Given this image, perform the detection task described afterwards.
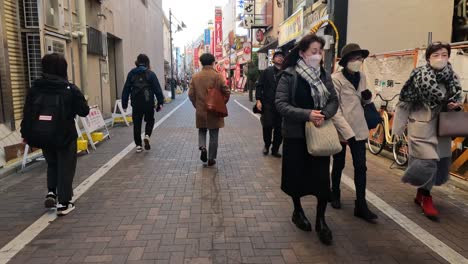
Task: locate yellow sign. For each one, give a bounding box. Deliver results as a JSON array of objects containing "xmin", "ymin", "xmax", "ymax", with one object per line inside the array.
[{"xmin": 278, "ymin": 9, "xmax": 303, "ymax": 46}]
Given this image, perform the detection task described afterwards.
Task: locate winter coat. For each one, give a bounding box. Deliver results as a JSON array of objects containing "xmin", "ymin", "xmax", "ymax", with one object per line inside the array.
[
  {"xmin": 189, "ymin": 66, "xmax": 231, "ymax": 129},
  {"xmin": 20, "ymin": 74, "xmax": 90, "ymax": 145},
  {"xmin": 121, "ymin": 66, "xmax": 165, "ymax": 110},
  {"xmin": 275, "ymin": 66, "xmax": 339, "ymax": 138},
  {"xmin": 393, "ymin": 83, "xmax": 452, "ymax": 160},
  {"xmin": 256, "ymin": 66, "xmax": 282, "ymax": 127},
  {"xmin": 331, "ymin": 71, "xmax": 372, "ymax": 141}
]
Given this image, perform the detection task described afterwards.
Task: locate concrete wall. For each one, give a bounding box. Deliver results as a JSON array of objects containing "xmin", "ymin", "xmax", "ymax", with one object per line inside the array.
[
  {"xmin": 109, "ymin": 0, "xmax": 165, "ymax": 87},
  {"xmin": 347, "ymin": 0, "xmax": 454, "ymax": 54},
  {"xmin": 82, "ymin": 0, "xmax": 165, "ymax": 116},
  {"xmin": 272, "ymin": 0, "xmax": 284, "ymax": 39}
]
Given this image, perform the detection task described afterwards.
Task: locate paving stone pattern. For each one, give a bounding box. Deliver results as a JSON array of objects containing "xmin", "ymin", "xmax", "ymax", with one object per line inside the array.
[{"xmin": 3, "ymin": 94, "xmax": 468, "ymax": 263}]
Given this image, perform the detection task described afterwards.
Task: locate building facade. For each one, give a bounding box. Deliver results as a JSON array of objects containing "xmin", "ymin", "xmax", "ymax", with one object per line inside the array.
[{"xmin": 0, "ymin": 0, "xmax": 164, "ymax": 166}]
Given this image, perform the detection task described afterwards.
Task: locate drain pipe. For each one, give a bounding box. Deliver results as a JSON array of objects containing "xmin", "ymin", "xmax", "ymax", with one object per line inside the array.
[{"xmin": 77, "ymin": 0, "xmax": 88, "ymax": 96}]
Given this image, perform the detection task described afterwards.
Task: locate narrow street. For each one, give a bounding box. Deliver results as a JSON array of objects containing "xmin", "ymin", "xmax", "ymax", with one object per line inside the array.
[{"xmin": 0, "ymin": 94, "xmax": 467, "ymax": 264}]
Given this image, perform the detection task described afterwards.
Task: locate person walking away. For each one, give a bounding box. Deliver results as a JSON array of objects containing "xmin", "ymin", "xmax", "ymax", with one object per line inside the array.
[
  {"xmin": 393, "ymin": 42, "xmax": 463, "ymax": 219},
  {"xmin": 122, "ymin": 54, "xmax": 165, "ymax": 153},
  {"xmin": 330, "ymin": 43, "xmax": 378, "ymax": 222},
  {"xmin": 276, "ymin": 34, "xmax": 339, "ymax": 245},
  {"xmin": 189, "ymin": 53, "xmax": 230, "ymax": 167},
  {"xmin": 256, "ymin": 49, "xmax": 285, "ymax": 157},
  {"xmin": 21, "ymin": 53, "xmax": 89, "ymax": 216}
]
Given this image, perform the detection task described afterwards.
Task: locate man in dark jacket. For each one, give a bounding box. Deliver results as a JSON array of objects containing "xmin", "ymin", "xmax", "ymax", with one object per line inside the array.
[
  {"xmin": 255, "ymin": 50, "xmax": 284, "ymax": 157},
  {"xmin": 122, "ymin": 54, "xmax": 165, "ymax": 153}
]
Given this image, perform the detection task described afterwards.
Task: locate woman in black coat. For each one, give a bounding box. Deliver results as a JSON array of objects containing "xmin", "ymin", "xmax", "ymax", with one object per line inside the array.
[{"xmin": 275, "ymin": 34, "xmax": 339, "ymax": 245}]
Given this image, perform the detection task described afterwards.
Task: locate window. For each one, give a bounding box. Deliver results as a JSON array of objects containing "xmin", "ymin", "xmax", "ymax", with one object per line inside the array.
[{"xmin": 44, "ymin": 0, "xmax": 60, "ymax": 28}]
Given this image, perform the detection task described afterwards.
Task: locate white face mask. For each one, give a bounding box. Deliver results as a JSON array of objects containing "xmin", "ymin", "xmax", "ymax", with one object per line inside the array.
[
  {"xmin": 430, "ymin": 58, "xmax": 448, "ymax": 70},
  {"xmin": 347, "ymin": 60, "xmax": 363, "ymax": 72},
  {"xmin": 303, "ymin": 54, "xmax": 322, "ymax": 69}
]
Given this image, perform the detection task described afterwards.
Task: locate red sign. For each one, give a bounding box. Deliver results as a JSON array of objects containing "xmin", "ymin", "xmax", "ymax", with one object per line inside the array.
[
  {"xmin": 194, "ymin": 48, "xmax": 199, "ymax": 69},
  {"xmin": 211, "ymin": 30, "xmax": 215, "ymax": 54},
  {"xmin": 214, "ymin": 8, "xmax": 223, "ymax": 60}
]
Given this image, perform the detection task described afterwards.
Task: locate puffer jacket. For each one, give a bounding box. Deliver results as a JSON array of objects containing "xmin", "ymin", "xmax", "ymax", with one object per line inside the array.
[{"xmin": 275, "ymin": 66, "xmax": 339, "ymax": 138}]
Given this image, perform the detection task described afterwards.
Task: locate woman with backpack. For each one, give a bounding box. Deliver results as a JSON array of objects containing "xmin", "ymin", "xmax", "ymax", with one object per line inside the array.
[{"xmin": 21, "ymin": 53, "xmax": 89, "ymax": 216}]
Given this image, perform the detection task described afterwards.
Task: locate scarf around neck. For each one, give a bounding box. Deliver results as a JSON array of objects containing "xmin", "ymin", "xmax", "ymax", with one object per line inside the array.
[
  {"xmin": 295, "ymin": 59, "xmax": 330, "ymax": 109},
  {"xmin": 399, "ymin": 63, "xmax": 462, "ymax": 110}
]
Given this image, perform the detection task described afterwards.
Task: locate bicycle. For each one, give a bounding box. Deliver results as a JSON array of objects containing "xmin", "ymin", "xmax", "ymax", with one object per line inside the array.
[{"xmin": 367, "ymin": 93, "xmax": 409, "ymax": 166}]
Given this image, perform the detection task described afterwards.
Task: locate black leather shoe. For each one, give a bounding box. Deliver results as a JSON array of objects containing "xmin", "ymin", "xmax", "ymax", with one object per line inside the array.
[
  {"xmin": 207, "ymin": 159, "xmax": 216, "ymax": 167},
  {"xmin": 292, "ymin": 210, "xmax": 312, "ymax": 232},
  {"xmin": 263, "ymin": 147, "xmax": 269, "ymax": 155},
  {"xmin": 331, "ymin": 191, "xmax": 341, "ymax": 209},
  {"xmin": 271, "ymin": 152, "xmax": 282, "ymax": 158},
  {"xmin": 354, "ymin": 200, "xmax": 378, "ymax": 222},
  {"xmin": 315, "ymin": 217, "xmax": 333, "ymax": 245}
]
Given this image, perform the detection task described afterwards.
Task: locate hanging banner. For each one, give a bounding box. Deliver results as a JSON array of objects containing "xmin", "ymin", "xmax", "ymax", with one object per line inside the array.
[
  {"xmin": 278, "ymin": 9, "xmax": 303, "ymax": 46},
  {"xmin": 214, "ymin": 7, "xmax": 223, "ymax": 60},
  {"xmin": 258, "ymin": 53, "xmax": 268, "ymax": 70},
  {"xmin": 243, "ymin": 0, "xmax": 254, "ymax": 28},
  {"xmin": 211, "ymin": 31, "xmax": 215, "ymax": 54},
  {"xmin": 204, "ymin": 29, "xmax": 211, "ymax": 45},
  {"xmin": 194, "ymin": 48, "xmax": 200, "ymax": 69}
]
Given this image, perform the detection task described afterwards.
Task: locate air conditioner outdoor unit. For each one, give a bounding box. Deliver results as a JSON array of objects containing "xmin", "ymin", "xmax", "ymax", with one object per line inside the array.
[{"xmin": 45, "ymin": 37, "xmax": 66, "ymax": 55}]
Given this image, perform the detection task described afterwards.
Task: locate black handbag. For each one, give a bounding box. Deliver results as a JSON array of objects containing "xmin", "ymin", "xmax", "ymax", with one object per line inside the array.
[{"xmin": 363, "ymin": 102, "xmax": 382, "ymax": 129}]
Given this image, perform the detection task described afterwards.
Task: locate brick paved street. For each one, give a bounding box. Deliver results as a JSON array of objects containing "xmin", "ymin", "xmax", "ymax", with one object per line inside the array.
[{"xmin": 1, "ymin": 94, "xmax": 468, "ymax": 264}]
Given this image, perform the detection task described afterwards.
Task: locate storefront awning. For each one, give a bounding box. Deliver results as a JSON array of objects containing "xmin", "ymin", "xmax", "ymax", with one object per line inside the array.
[{"xmin": 257, "ymin": 40, "xmax": 278, "ymax": 54}]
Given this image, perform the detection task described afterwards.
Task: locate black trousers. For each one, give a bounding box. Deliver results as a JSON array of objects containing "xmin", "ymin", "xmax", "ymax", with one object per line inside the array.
[
  {"xmin": 133, "ymin": 106, "xmax": 155, "ymax": 146},
  {"xmin": 42, "ymin": 140, "xmax": 77, "ymax": 204},
  {"xmin": 331, "ymin": 140, "xmax": 367, "ymax": 201},
  {"xmin": 263, "ymin": 125, "xmax": 282, "ymax": 152}
]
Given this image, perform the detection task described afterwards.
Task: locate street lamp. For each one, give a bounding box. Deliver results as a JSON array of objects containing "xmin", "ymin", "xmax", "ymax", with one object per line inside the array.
[{"xmin": 169, "ymin": 8, "xmax": 186, "ymax": 100}]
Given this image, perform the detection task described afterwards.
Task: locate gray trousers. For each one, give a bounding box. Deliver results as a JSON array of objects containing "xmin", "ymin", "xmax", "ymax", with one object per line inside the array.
[
  {"xmin": 199, "ymin": 128, "xmax": 219, "ymax": 160},
  {"xmin": 42, "ymin": 140, "xmax": 77, "ymax": 204}
]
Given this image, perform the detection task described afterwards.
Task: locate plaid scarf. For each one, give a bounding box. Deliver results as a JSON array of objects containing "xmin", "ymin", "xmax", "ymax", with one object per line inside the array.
[
  {"xmin": 295, "ymin": 59, "xmax": 330, "ymax": 109},
  {"xmin": 399, "ymin": 63, "xmax": 463, "ymax": 110}
]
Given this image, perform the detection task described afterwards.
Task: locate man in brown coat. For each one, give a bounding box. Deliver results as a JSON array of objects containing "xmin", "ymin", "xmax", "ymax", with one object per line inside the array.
[{"xmin": 189, "ymin": 53, "xmax": 230, "ymax": 166}]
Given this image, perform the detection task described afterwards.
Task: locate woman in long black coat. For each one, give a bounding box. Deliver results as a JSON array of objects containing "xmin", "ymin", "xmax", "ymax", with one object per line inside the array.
[{"xmin": 275, "ymin": 34, "xmax": 339, "ymax": 245}]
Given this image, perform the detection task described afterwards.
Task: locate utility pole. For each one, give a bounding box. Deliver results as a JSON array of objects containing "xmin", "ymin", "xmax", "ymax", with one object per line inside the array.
[{"xmin": 169, "ymin": 9, "xmax": 175, "ymax": 100}]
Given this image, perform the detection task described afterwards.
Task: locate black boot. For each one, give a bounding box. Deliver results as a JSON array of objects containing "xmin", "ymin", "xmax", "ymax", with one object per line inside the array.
[
  {"xmin": 292, "ymin": 210, "xmax": 312, "ymax": 232},
  {"xmin": 354, "ymin": 200, "xmax": 378, "ymax": 222},
  {"xmin": 315, "ymin": 216, "xmax": 333, "ymax": 245},
  {"xmin": 331, "ymin": 191, "xmax": 341, "ymax": 209}
]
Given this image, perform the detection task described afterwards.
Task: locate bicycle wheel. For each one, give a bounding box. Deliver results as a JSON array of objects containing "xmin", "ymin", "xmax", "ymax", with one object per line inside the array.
[
  {"xmin": 392, "ymin": 134, "xmax": 409, "ymax": 166},
  {"xmin": 368, "ymin": 123, "xmax": 386, "ymax": 155}
]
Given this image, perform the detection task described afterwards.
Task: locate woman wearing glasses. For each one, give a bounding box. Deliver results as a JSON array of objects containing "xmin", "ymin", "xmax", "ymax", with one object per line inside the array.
[{"xmin": 394, "ymin": 42, "xmax": 463, "ymax": 219}]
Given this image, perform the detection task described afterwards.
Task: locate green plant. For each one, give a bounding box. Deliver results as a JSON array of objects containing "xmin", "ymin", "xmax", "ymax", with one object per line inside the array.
[{"xmin": 247, "ymin": 52, "xmax": 259, "ymax": 84}]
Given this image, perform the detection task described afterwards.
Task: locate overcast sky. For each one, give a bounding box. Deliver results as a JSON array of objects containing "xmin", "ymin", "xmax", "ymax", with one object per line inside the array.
[{"xmin": 162, "ymin": 0, "xmax": 229, "ymax": 49}]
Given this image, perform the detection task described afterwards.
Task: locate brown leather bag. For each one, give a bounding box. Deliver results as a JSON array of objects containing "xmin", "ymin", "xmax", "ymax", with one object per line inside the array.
[
  {"xmin": 206, "ymin": 78, "xmax": 228, "ymax": 117},
  {"xmin": 438, "ymin": 111, "xmax": 468, "ymax": 137}
]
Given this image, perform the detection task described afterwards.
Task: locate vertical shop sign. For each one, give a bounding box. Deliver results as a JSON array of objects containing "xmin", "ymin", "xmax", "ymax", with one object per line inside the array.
[
  {"xmin": 194, "ymin": 48, "xmax": 199, "ymax": 69},
  {"xmin": 214, "ymin": 8, "xmax": 223, "ymax": 60}
]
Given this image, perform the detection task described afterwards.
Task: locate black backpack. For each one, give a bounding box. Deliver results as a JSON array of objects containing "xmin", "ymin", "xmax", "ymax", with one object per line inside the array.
[
  {"xmin": 23, "ymin": 85, "xmax": 72, "ymax": 148},
  {"xmin": 131, "ymin": 71, "xmax": 152, "ymax": 105}
]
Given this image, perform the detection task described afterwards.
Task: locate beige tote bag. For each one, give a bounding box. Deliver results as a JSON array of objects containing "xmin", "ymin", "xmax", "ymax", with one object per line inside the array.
[{"xmin": 305, "ymin": 120, "xmax": 342, "ymax": 156}]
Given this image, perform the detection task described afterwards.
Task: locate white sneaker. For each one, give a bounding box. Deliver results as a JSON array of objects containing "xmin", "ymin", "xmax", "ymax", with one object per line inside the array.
[
  {"xmin": 57, "ymin": 203, "xmax": 75, "ymax": 216},
  {"xmin": 144, "ymin": 135, "xmax": 151, "ymax": 150},
  {"xmin": 136, "ymin": 146, "xmax": 143, "ymax": 153}
]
